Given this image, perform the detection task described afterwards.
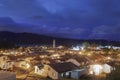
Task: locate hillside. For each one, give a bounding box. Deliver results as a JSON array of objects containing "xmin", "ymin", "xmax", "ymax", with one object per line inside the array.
[{"xmin": 0, "ymin": 31, "xmax": 119, "ymax": 47}]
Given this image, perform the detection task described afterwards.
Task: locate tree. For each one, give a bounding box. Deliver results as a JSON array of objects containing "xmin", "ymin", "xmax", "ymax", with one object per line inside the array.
[
  {"xmin": 107, "ymin": 65, "xmax": 120, "ymax": 80},
  {"xmin": 0, "ymin": 41, "xmax": 16, "ymax": 49},
  {"xmin": 82, "ymin": 42, "xmax": 90, "ymax": 49}
]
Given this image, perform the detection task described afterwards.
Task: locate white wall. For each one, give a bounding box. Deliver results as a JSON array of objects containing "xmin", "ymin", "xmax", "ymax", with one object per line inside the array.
[{"xmin": 45, "ymin": 65, "xmax": 59, "ymax": 80}]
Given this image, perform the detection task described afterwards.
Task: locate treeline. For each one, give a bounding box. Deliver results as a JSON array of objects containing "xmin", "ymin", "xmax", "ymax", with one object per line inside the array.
[
  {"xmin": 0, "ymin": 41, "xmax": 16, "ymax": 49},
  {"xmin": 0, "ymin": 31, "xmax": 119, "ymax": 47}
]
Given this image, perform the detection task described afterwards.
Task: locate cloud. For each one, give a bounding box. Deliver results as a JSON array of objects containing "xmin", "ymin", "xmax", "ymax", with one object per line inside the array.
[
  {"xmin": 0, "ymin": 0, "xmax": 51, "ymax": 22},
  {"xmin": 0, "ymin": 0, "xmax": 120, "ymax": 24},
  {"xmin": 0, "ymin": 0, "xmax": 120, "ymax": 41},
  {"xmin": 89, "ymin": 25, "xmax": 120, "ymax": 40}
]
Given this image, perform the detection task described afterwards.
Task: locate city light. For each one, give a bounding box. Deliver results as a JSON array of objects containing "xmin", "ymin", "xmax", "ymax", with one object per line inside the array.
[
  {"xmin": 51, "ymin": 54, "xmax": 60, "ymax": 59},
  {"xmin": 89, "ymin": 64, "xmax": 112, "ymax": 75},
  {"xmin": 107, "ymin": 57, "xmax": 111, "ymax": 60},
  {"xmin": 93, "ymin": 64, "xmax": 103, "ymax": 75},
  {"xmin": 26, "ymin": 63, "xmax": 30, "ymax": 69},
  {"xmin": 87, "ymin": 53, "xmax": 91, "ymax": 56},
  {"xmin": 72, "ymin": 46, "xmax": 80, "ymax": 51}
]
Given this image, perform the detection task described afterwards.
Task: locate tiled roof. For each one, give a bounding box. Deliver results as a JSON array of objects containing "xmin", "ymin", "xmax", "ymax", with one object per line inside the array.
[{"xmin": 49, "ymin": 62, "xmax": 79, "ymax": 73}]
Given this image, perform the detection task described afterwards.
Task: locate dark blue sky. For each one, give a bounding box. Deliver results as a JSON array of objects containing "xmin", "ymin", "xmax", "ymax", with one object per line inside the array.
[{"xmin": 0, "ymin": 0, "xmax": 120, "ymax": 41}]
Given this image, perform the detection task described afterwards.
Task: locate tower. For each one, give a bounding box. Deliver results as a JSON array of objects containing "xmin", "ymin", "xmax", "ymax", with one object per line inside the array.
[{"xmin": 53, "ymin": 39, "xmax": 56, "ymax": 48}]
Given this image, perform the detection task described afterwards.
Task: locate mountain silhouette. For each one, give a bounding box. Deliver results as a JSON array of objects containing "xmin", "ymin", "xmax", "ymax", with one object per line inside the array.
[{"xmin": 0, "ymin": 31, "xmax": 119, "ymax": 47}]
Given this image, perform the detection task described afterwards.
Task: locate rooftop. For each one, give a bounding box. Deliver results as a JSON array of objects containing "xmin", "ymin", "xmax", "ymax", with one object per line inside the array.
[{"xmin": 49, "ymin": 62, "xmax": 79, "ymax": 73}]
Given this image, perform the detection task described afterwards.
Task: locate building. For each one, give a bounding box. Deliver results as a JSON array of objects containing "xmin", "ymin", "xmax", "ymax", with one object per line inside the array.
[
  {"xmin": 0, "ymin": 55, "xmax": 13, "ymax": 70},
  {"xmin": 66, "ymin": 55, "xmax": 89, "ymax": 67},
  {"xmin": 87, "ymin": 54, "xmax": 105, "ymax": 63},
  {"xmin": 14, "ymin": 60, "xmax": 30, "ymax": 69},
  {"xmin": 34, "ymin": 64, "xmax": 44, "ymax": 75},
  {"xmin": 89, "ymin": 64, "xmax": 113, "ymax": 75},
  {"xmin": 45, "ymin": 62, "xmax": 84, "ymax": 80}
]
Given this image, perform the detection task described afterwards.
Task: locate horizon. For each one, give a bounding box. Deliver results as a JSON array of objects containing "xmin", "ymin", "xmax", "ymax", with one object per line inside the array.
[{"xmin": 0, "ymin": 31, "xmax": 120, "ymax": 42}]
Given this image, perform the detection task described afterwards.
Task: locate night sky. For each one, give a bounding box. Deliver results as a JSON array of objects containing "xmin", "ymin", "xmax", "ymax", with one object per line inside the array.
[{"xmin": 0, "ymin": 0, "xmax": 120, "ymax": 41}]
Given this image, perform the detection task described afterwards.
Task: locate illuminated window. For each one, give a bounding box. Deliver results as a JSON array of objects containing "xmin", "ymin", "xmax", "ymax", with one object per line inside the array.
[
  {"xmin": 52, "ymin": 72, "xmax": 56, "ymax": 77},
  {"xmin": 2, "ymin": 64, "xmax": 5, "ymax": 69}
]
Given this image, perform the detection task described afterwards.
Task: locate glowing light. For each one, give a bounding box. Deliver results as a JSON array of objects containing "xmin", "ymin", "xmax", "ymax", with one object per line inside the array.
[
  {"xmin": 52, "ymin": 54, "xmax": 59, "ymax": 57},
  {"xmin": 89, "ymin": 71, "xmax": 93, "ymax": 74},
  {"xmin": 87, "ymin": 53, "xmax": 91, "ymax": 56},
  {"xmin": 93, "ymin": 64, "xmax": 103, "ymax": 75},
  {"xmin": 81, "ymin": 47, "xmax": 84, "ymax": 50},
  {"xmin": 72, "ymin": 46, "xmax": 80, "ymax": 51},
  {"xmin": 26, "ymin": 63, "xmax": 30, "ymax": 68},
  {"xmin": 79, "ymin": 52, "xmax": 82, "ymax": 55},
  {"xmin": 107, "ymin": 57, "xmax": 111, "ymax": 60},
  {"xmin": 51, "ymin": 54, "xmax": 60, "ymax": 59},
  {"xmin": 89, "ymin": 64, "xmax": 102, "ymax": 75},
  {"xmin": 89, "ymin": 64, "xmax": 112, "ymax": 75}
]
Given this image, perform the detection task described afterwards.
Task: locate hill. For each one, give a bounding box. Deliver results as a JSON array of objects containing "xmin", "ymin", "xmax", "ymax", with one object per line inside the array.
[{"xmin": 0, "ymin": 31, "xmax": 120, "ymax": 47}]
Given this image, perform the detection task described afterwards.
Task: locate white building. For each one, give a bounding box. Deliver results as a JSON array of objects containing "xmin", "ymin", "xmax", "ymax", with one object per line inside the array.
[
  {"xmin": 34, "ymin": 64, "xmax": 44, "ymax": 75},
  {"xmin": 0, "ymin": 56, "xmax": 13, "ymax": 70},
  {"xmin": 45, "ymin": 62, "xmax": 85, "ymax": 80}
]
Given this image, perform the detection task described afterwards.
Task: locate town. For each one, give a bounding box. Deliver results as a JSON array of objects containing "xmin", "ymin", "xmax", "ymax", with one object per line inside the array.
[
  {"xmin": 0, "ymin": 40, "xmax": 120, "ymax": 80},
  {"xmin": 0, "ymin": 0, "xmax": 120, "ymax": 80}
]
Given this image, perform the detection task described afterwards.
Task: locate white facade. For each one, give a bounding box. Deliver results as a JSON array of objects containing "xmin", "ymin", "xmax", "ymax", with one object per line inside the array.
[
  {"xmin": 89, "ymin": 64, "xmax": 112, "ymax": 75},
  {"xmin": 0, "ymin": 56, "xmax": 13, "ymax": 70},
  {"xmin": 34, "ymin": 66, "xmax": 44, "ymax": 75}
]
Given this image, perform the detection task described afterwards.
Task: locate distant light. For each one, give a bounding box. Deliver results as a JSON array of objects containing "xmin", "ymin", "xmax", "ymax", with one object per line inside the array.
[
  {"xmin": 52, "ymin": 54, "xmax": 60, "ymax": 59},
  {"xmin": 79, "ymin": 52, "xmax": 82, "ymax": 55},
  {"xmin": 72, "ymin": 46, "xmax": 80, "ymax": 51},
  {"xmin": 87, "ymin": 53, "xmax": 91, "ymax": 56},
  {"xmin": 107, "ymin": 57, "xmax": 111, "ymax": 60},
  {"xmin": 81, "ymin": 47, "xmax": 84, "ymax": 50},
  {"xmin": 89, "ymin": 71, "xmax": 93, "ymax": 74}
]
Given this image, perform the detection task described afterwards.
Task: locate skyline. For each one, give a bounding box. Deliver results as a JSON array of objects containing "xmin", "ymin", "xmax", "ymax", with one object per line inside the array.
[{"xmin": 0, "ymin": 0, "xmax": 120, "ymax": 41}]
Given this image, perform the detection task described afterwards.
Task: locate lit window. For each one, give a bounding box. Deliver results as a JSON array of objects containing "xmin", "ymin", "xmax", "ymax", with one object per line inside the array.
[
  {"xmin": 52, "ymin": 72, "xmax": 56, "ymax": 76},
  {"xmin": 2, "ymin": 64, "xmax": 5, "ymax": 69}
]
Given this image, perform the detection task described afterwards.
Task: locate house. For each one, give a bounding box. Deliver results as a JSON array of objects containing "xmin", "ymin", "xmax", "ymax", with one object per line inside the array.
[
  {"xmin": 89, "ymin": 63, "xmax": 113, "ymax": 75},
  {"xmin": 34, "ymin": 64, "xmax": 44, "ymax": 75},
  {"xmin": 87, "ymin": 54, "xmax": 105, "ymax": 63},
  {"xmin": 66, "ymin": 55, "xmax": 89, "ymax": 67},
  {"xmin": 45, "ymin": 62, "xmax": 85, "ymax": 80},
  {"xmin": 0, "ymin": 55, "xmax": 13, "ymax": 70},
  {"xmin": 14, "ymin": 60, "xmax": 30, "ymax": 69}
]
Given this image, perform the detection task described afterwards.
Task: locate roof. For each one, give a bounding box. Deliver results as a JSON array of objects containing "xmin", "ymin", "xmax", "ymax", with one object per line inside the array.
[
  {"xmin": 8, "ymin": 55, "xmax": 17, "ymax": 60},
  {"xmin": 72, "ymin": 55, "xmax": 88, "ymax": 63},
  {"xmin": 0, "ymin": 55, "xmax": 6, "ymax": 57},
  {"xmin": 88, "ymin": 54, "xmax": 105, "ymax": 60},
  {"xmin": 36, "ymin": 64, "xmax": 44, "ymax": 69},
  {"xmin": 49, "ymin": 62, "xmax": 79, "ymax": 73},
  {"xmin": 0, "ymin": 71, "xmax": 15, "ymax": 79},
  {"xmin": 106, "ymin": 61, "xmax": 115, "ymax": 66}
]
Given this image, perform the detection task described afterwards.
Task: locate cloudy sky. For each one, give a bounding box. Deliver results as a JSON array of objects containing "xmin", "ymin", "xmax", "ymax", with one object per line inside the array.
[{"xmin": 0, "ymin": 0, "xmax": 120, "ymax": 41}]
